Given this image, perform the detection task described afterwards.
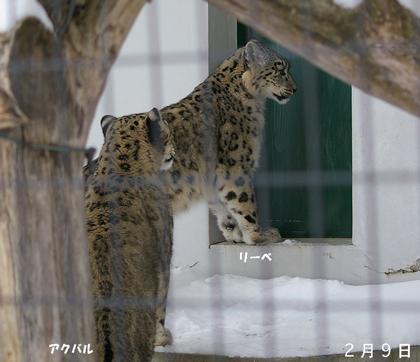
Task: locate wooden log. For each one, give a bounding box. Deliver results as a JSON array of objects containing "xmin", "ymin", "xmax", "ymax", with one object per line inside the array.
[{"xmin": 0, "ymin": 1, "xmax": 148, "ymax": 361}]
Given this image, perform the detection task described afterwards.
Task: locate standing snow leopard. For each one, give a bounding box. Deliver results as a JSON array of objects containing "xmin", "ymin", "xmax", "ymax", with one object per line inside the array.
[
  {"xmin": 85, "ymin": 108, "xmax": 175, "ymax": 362},
  {"xmin": 162, "ymin": 39, "xmax": 297, "ymax": 244}
]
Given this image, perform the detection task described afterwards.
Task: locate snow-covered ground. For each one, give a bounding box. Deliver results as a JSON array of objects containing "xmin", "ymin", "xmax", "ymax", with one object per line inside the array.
[{"xmin": 156, "ymin": 266, "xmax": 420, "ymax": 358}]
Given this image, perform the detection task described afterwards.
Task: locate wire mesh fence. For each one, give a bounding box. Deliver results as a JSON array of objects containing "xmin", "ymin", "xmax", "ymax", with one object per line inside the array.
[{"xmin": 1, "ymin": 0, "xmax": 420, "ymax": 361}]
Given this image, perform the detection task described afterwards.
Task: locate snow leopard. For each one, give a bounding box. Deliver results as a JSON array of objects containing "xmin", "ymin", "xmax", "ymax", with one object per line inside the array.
[
  {"xmin": 85, "ymin": 108, "xmax": 174, "ymax": 362},
  {"xmin": 162, "ymin": 39, "xmax": 297, "ymax": 244},
  {"xmin": 88, "ymin": 39, "xmax": 296, "ymax": 245}
]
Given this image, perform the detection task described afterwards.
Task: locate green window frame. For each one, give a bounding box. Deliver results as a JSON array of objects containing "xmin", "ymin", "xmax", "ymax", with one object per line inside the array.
[{"xmin": 238, "ymin": 25, "xmax": 352, "ymax": 239}]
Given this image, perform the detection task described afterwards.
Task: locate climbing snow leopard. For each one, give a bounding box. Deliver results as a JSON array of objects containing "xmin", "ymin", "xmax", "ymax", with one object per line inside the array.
[
  {"xmin": 162, "ymin": 39, "xmax": 297, "ymax": 244},
  {"xmin": 85, "ymin": 108, "xmax": 175, "ymax": 362}
]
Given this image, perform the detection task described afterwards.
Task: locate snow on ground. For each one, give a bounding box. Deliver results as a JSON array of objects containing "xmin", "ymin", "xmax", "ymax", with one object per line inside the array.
[{"xmin": 156, "ymin": 266, "xmax": 420, "ymax": 358}]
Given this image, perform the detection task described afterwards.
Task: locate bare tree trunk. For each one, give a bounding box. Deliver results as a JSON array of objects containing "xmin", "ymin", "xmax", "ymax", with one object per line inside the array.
[
  {"xmin": 207, "ymin": 0, "xmax": 420, "ymax": 117},
  {"xmin": 0, "ymin": 1, "xmax": 148, "ymax": 361}
]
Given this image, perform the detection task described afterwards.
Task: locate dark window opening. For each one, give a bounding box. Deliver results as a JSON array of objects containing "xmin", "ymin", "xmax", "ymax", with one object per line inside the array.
[{"xmin": 238, "ymin": 24, "xmax": 352, "ymax": 239}]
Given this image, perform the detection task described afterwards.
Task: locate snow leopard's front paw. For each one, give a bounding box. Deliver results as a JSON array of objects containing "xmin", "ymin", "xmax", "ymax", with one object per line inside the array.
[
  {"xmin": 255, "ymin": 227, "xmax": 281, "ymax": 244},
  {"xmin": 220, "ymin": 216, "xmax": 243, "ymax": 243},
  {"xmin": 241, "ymin": 226, "xmax": 281, "ymax": 245},
  {"xmin": 155, "ymin": 324, "xmax": 173, "ymax": 347}
]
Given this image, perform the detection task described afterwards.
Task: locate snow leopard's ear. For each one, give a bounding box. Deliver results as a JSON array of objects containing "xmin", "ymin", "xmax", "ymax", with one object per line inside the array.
[
  {"xmin": 101, "ymin": 115, "xmax": 117, "ymax": 137},
  {"xmin": 146, "ymin": 108, "xmax": 163, "ymax": 148},
  {"xmin": 244, "ymin": 39, "xmax": 268, "ymax": 68}
]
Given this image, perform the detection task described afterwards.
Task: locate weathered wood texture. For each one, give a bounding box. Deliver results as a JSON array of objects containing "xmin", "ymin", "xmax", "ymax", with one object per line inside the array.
[
  {"xmin": 0, "ymin": 1, "xmax": 148, "ymax": 361},
  {"xmin": 207, "ymin": 0, "xmax": 420, "ymax": 117}
]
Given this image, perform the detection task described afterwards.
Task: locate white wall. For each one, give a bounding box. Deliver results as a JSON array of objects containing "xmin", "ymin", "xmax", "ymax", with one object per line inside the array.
[
  {"xmin": 0, "ymin": 0, "xmax": 52, "ymax": 31},
  {"xmin": 352, "ymin": 90, "xmax": 420, "ymax": 277},
  {"xmin": 334, "ymin": 0, "xmax": 420, "ymax": 282},
  {"xmin": 89, "ymin": 0, "xmax": 208, "ymax": 146}
]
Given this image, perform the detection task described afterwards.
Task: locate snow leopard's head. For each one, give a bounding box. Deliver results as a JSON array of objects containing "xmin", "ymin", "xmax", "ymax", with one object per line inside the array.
[
  {"xmin": 242, "ymin": 39, "xmax": 297, "ymax": 104},
  {"xmin": 98, "ymin": 108, "xmax": 174, "ymax": 175}
]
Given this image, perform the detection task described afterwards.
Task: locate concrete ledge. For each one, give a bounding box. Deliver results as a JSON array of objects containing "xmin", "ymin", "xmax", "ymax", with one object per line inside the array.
[
  {"xmin": 152, "ymin": 345, "xmax": 420, "ymax": 361},
  {"xmin": 207, "ymin": 238, "xmax": 364, "ymax": 283},
  {"xmin": 210, "ymin": 239, "xmax": 353, "ymax": 247},
  {"xmin": 207, "ymin": 239, "xmax": 420, "ymax": 285}
]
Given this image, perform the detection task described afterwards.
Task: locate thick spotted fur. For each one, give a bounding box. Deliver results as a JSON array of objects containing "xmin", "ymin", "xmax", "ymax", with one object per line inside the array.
[
  {"xmin": 88, "ymin": 39, "xmax": 297, "ymax": 245},
  {"xmin": 85, "ymin": 108, "xmax": 174, "ymax": 362},
  {"xmin": 162, "ymin": 39, "xmax": 297, "ymax": 244}
]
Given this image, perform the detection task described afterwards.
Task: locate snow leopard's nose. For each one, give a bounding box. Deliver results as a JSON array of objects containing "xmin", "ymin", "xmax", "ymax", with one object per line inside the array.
[{"xmin": 291, "ymin": 81, "xmax": 298, "ymax": 94}]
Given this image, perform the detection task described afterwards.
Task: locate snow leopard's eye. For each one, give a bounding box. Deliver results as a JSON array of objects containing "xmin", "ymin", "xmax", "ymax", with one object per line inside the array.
[{"xmin": 274, "ymin": 61, "xmax": 286, "ymax": 71}]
